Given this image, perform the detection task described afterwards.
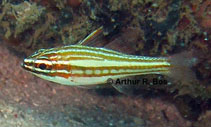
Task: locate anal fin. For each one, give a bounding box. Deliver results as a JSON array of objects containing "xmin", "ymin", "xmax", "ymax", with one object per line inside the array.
[{"xmin": 110, "ymin": 76, "xmax": 145, "ymax": 95}]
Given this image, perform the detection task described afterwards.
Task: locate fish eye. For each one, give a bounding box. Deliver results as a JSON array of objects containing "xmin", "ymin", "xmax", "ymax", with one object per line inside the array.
[
  {"xmin": 38, "ymin": 63, "xmax": 47, "ymax": 70},
  {"xmin": 35, "ymin": 60, "xmax": 52, "ymax": 71}
]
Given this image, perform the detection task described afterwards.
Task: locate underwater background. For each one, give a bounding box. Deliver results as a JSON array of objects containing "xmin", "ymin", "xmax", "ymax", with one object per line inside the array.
[{"xmin": 0, "ymin": 0, "xmax": 210, "ymax": 127}]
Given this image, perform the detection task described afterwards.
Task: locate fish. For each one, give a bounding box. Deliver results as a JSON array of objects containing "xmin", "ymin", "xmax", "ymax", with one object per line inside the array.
[{"xmin": 21, "ymin": 27, "xmax": 197, "ymax": 90}]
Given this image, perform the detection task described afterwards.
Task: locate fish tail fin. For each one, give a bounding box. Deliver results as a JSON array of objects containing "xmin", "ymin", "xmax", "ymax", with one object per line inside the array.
[{"xmin": 168, "ymin": 50, "xmax": 199, "ymax": 84}]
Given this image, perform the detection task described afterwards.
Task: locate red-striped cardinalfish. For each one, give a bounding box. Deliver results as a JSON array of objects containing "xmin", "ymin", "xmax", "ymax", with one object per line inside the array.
[{"xmin": 21, "ymin": 26, "xmax": 198, "ymax": 92}]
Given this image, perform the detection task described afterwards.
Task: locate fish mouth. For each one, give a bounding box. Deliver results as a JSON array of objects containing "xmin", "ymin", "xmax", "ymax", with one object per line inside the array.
[
  {"xmin": 21, "ymin": 62, "xmax": 28, "ymax": 71},
  {"xmin": 21, "ymin": 59, "xmax": 34, "ymax": 72},
  {"xmin": 20, "ymin": 62, "xmax": 25, "ymax": 69}
]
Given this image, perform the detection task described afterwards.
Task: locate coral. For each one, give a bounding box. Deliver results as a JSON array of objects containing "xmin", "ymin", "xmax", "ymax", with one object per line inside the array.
[
  {"xmin": 53, "ymin": 0, "xmax": 65, "ymax": 9},
  {"xmin": 11, "ymin": 1, "xmax": 45, "ymax": 37},
  {"xmin": 0, "ymin": 1, "xmax": 45, "ymax": 39},
  {"xmin": 0, "ymin": 2, "xmax": 14, "ymax": 39},
  {"xmin": 194, "ymin": 111, "xmax": 211, "ymax": 127},
  {"xmin": 196, "ymin": 0, "xmax": 211, "ymax": 29},
  {"xmin": 68, "ymin": 0, "xmax": 82, "ymax": 8}
]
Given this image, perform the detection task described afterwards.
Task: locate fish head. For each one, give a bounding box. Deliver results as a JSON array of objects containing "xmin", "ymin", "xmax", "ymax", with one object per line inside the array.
[
  {"xmin": 21, "ymin": 48, "xmax": 53, "ymax": 74},
  {"xmin": 21, "ymin": 48, "xmax": 76, "ymax": 85}
]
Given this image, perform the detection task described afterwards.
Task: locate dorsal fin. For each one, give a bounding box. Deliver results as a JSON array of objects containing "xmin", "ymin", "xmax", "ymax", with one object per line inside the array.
[
  {"xmin": 77, "ymin": 26, "xmax": 142, "ymax": 55},
  {"xmin": 104, "ymin": 27, "xmax": 142, "ymax": 54},
  {"xmin": 77, "ymin": 26, "xmax": 107, "ymax": 46}
]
